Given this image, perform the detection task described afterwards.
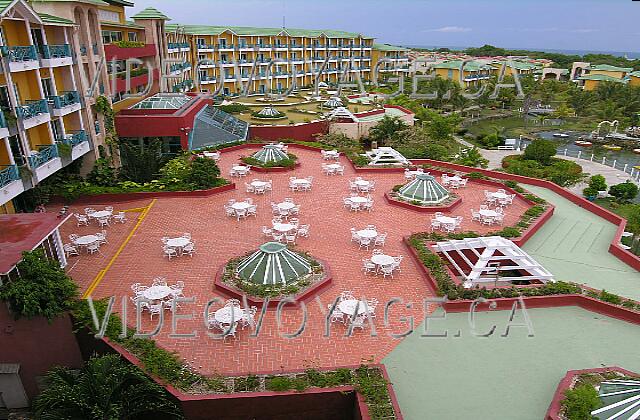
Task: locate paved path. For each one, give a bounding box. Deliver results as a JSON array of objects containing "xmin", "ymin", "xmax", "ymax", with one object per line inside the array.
[
  {"xmin": 384, "ymin": 306, "xmax": 640, "ymax": 420},
  {"xmin": 522, "ymin": 185, "xmax": 640, "ymax": 301}
]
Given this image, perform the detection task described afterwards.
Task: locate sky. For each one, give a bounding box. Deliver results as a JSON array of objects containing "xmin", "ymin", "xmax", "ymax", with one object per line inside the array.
[{"xmin": 129, "ymin": 0, "xmax": 640, "ymax": 53}]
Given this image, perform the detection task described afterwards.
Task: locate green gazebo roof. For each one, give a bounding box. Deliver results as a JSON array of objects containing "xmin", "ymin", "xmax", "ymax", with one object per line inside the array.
[
  {"xmin": 236, "ymin": 242, "xmax": 311, "ymax": 285},
  {"xmin": 399, "ymin": 173, "xmax": 449, "ymax": 204},
  {"xmin": 251, "ymin": 144, "xmax": 289, "ymax": 164}
]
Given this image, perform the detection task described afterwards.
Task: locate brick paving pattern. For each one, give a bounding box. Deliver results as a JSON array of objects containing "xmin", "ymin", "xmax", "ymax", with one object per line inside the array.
[{"xmin": 62, "ymin": 146, "xmax": 531, "ymax": 376}]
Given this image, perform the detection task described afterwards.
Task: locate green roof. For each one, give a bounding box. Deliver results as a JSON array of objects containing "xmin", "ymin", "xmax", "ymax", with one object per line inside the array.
[
  {"xmin": 373, "ymin": 43, "xmax": 410, "ymax": 52},
  {"xmin": 165, "ymin": 23, "xmax": 372, "ymax": 39},
  {"xmin": 131, "ymin": 7, "xmax": 169, "ymax": 20},
  {"xmin": 236, "ymin": 242, "xmax": 312, "ymax": 285},
  {"xmin": 492, "ymin": 60, "xmax": 540, "ymax": 70},
  {"xmin": 100, "ymin": 20, "xmax": 144, "ymax": 29},
  {"xmin": 30, "ymin": 0, "xmax": 109, "ymax": 6},
  {"xmin": 398, "ymin": 174, "xmax": 450, "ymax": 204},
  {"xmin": 104, "ymin": 0, "xmax": 133, "ymax": 6},
  {"xmin": 588, "ymin": 64, "xmax": 633, "ymax": 73},
  {"xmin": 629, "ymin": 71, "xmax": 640, "ymax": 78},
  {"xmin": 0, "ymin": 0, "xmax": 12, "ymax": 14},
  {"xmin": 433, "ymin": 60, "xmax": 492, "ymax": 71},
  {"xmin": 251, "ymin": 144, "xmax": 288, "ymax": 163},
  {"xmin": 579, "ymin": 74, "xmax": 627, "ymax": 83},
  {"xmin": 38, "ymin": 12, "xmax": 74, "ymax": 25}
]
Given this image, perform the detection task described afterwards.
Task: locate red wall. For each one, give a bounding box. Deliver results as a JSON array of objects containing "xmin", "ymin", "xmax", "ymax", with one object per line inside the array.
[
  {"xmin": 104, "ymin": 43, "xmax": 157, "ymax": 61},
  {"xmin": 0, "ymin": 306, "xmax": 83, "ymax": 401},
  {"xmin": 249, "ymin": 120, "xmax": 329, "ymax": 142}
]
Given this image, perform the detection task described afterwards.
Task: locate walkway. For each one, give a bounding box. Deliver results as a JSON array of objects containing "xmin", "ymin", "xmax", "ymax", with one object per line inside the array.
[
  {"xmin": 522, "ymin": 185, "xmax": 640, "ymax": 301},
  {"xmin": 384, "ymin": 306, "xmax": 640, "ymax": 420}
]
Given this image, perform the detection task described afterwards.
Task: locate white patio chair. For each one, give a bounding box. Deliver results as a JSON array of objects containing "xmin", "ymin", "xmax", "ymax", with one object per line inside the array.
[
  {"xmin": 393, "ymin": 256, "xmax": 404, "ymax": 272},
  {"xmin": 481, "ymin": 216, "xmax": 495, "ymax": 226},
  {"xmin": 63, "ymin": 243, "xmax": 79, "ymax": 257},
  {"xmin": 170, "ymin": 281, "xmax": 185, "ymax": 298},
  {"xmin": 289, "ymin": 206, "xmax": 300, "ymax": 216},
  {"xmin": 97, "ymin": 217, "xmax": 110, "ymax": 228},
  {"xmin": 74, "ymin": 213, "xmax": 89, "ymax": 226},
  {"xmin": 442, "ymin": 223, "xmax": 455, "ymax": 233},
  {"xmin": 285, "ymin": 233, "xmax": 297, "ymax": 244},
  {"xmin": 247, "ymin": 205, "xmax": 257, "ymax": 218},
  {"xmin": 86, "ymin": 242, "xmax": 100, "ymax": 255},
  {"xmin": 113, "ymin": 211, "xmax": 126, "ymax": 223},
  {"xmin": 245, "ymin": 182, "xmax": 254, "ymax": 193},
  {"xmin": 182, "ymin": 242, "xmax": 195, "ymax": 257},
  {"xmin": 84, "ymin": 208, "xmax": 96, "ymax": 215},
  {"xmin": 262, "ymin": 226, "xmax": 273, "ymax": 237},
  {"xmin": 430, "ymin": 220, "xmax": 441, "ymax": 232},
  {"xmin": 380, "ymin": 265, "xmax": 394, "ymax": 279},
  {"xmin": 364, "ymin": 201, "xmax": 374, "ymax": 213},
  {"xmin": 254, "ymin": 185, "xmax": 266, "ymax": 194},
  {"xmin": 272, "ymin": 232, "xmax": 284, "ymax": 243},
  {"xmin": 152, "ymin": 277, "xmax": 167, "ymax": 286},
  {"xmin": 105, "ymin": 206, "xmax": 114, "ymax": 212},
  {"xmin": 225, "ymin": 299, "xmax": 241, "ymax": 308},
  {"xmin": 366, "ymin": 224, "xmax": 376, "ymax": 230},
  {"xmin": 374, "ymin": 233, "xmax": 387, "ymax": 247},
  {"xmin": 235, "ymin": 208, "xmax": 248, "ymax": 221},
  {"xmin": 349, "ymin": 181, "xmax": 358, "ymax": 191},
  {"xmin": 480, "ymin": 204, "xmax": 489, "ymax": 211},
  {"xmin": 359, "ymin": 237, "xmax": 372, "ymax": 250},
  {"xmin": 366, "ymin": 298, "xmax": 379, "ymax": 317},
  {"xmin": 350, "ymin": 228, "xmax": 359, "ymax": 242},
  {"xmin": 343, "ymin": 197, "xmax": 353, "ymax": 209},
  {"xmin": 349, "ymin": 201, "xmax": 361, "ymax": 212},
  {"xmin": 297, "ymin": 224, "xmax": 310, "ymax": 238},
  {"xmin": 336, "ymin": 166, "xmax": 344, "ymax": 175},
  {"xmin": 494, "ymin": 213, "xmax": 505, "ymax": 225},
  {"xmin": 245, "ymin": 198, "xmax": 253, "ymax": 205},
  {"xmin": 69, "ymin": 234, "xmax": 79, "ymax": 242},
  {"xmin": 459, "ymin": 178, "xmax": 468, "ymax": 188},
  {"xmin": 149, "ymin": 303, "xmax": 164, "ymax": 320},
  {"xmin": 350, "ymin": 314, "xmax": 367, "ymax": 330},
  {"xmin": 471, "ymin": 209, "xmax": 481, "ymax": 222},
  {"xmin": 362, "ymin": 258, "xmax": 376, "ymax": 274},
  {"xmin": 340, "ymin": 291, "xmax": 355, "ymax": 301},
  {"xmin": 163, "ymin": 246, "xmax": 178, "ymax": 259},
  {"xmin": 241, "ymin": 306, "xmax": 257, "ymax": 329},
  {"xmin": 96, "ymin": 230, "xmax": 108, "ymax": 244},
  {"xmin": 372, "ymin": 249, "xmax": 383, "ymax": 255},
  {"xmin": 224, "ymin": 206, "xmax": 235, "ymax": 217},
  {"xmin": 327, "ymin": 304, "xmax": 345, "ymax": 323}
]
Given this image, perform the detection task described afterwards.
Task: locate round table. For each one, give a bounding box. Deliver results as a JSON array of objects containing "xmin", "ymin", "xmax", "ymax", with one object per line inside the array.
[
  {"xmin": 339, "ymin": 299, "xmax": 368, "ymax": 316},
  {"xmin": 273, "ymin": 223, "xmax": 296, "ymax": 233},
  {"xmin": 166, "ymin": 237, "xmax": 190, "ymax": 248},
  {"xmin": 406, "ymin": 170, "xmax": 423, "ymax": 177},
  {"xmin": 324, "ymin": 150, "xmax": 339, "ymax": 156},
  {"xmin": 446, "ymin": 175, "xmax": 462, "ymax": 182},
  {"xmin": 251, "ymin": 181, "xmax": 267, "ymax": 188},
  {"xmin": 435, "ymin": 216, "xmax": 457, "ymax": 225},
  {"xmin": 326, "ymin": 164, "xmax": 342, "ymax": 170},
  {"xmin": 292, "ymin": 179, "xmax": 310, "ymax": 185},
  {"xmin": 141, "ymin": 285, "xmax": 173, "ymax": 300},
  {"xmin": 356, "ymin": 229, "xmax": 377, "ymax": 239},
  {"xmin": 75, "ymin": 235, "xmax": 99, "ymax": 245},
  {"xmin": 231, "ymin": 202, "xmax": 252, "ymax": 210},
  {"xmin": 355, "ymin": 180, "xmax": 370, "ymax": 187},
  {"xmin": 90, "ymin": 210, "xmax": 112, "ymax": 219},
  {"xmin": 479, "ymin": 209, "xmax": 499, "ymax": 218},
  {"xmin": 371, "ymin": 254, "xmax": 395, "ymax": 266},
  {"xmin": 233, "ymin": 165, "xmax": 249, "ymax": 171},
  {"xmin": 349, "ymin": 196, "xmax": 368, "ymax": 204},
  {"xmin": 491, "ymin": 192, "xmax": 509, "ymax": 200},
  {"xmin": 214, "ymin": 306, "xmax": 244, "ymax": 324},
  {"xmin": 277, "ymin": 202, "xmax": 295, "ymax": 211}
]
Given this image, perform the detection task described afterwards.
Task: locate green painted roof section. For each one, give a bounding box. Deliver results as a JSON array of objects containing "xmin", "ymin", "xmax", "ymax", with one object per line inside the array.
[
  {"xmin": 589, "ymin": 64, "xmax": 633, "ymax": 73},
  {"xmin": 373, "ymin": 43, "xmax": 410, "ymax": 52},
  {"xmin": 0, "ymin": 0, "xmax": 13, "ymax": 14},
  {"xmin": 31, "ymin": 0, "xmax": 109, "ymax": 5},
  {"xmin": 236, "ymin": 242, "xmax": 312, "ymax": 285},
  {"xmin": 131, "ymin": 7, "xmax": 169, "ymax": 20},
  {"xmin": 100, "ymin": 19, "xmax": 144, "ymax": 29},
  {"xmin": 38, "ymin": 12, "xmax": 74, "ymax": 25},
  {"xmin": 433, "ymin": 60, "xmax": 492, "ymax": 71},
  {"xmin": 104, "ymin": 0, "xmax": 133, "ymax": 6},
  {"xmin": 579, "ymin": 73, "xmax": 627, "ymax": 83},
  {"xmin": 165, "ymin": 23, "xmax": 372, "ymax": 38},
  {"xmin": 399, "ymin": 174, "xmax": 449, "ymax": 204},
  {"xmin": 492, "ymin": 60, "xmax": 540, "ymax": 70},
  {"xmin": 252, "ymin": 144, "xmax": 288, "ymax": 163}
]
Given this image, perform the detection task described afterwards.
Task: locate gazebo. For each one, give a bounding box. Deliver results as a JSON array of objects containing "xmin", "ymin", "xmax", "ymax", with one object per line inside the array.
[
  {"xmin": 322, "ymin": 97, "xmax": 343, "ymax": 109},
  {"xmin": 255, "ymin": 105, "xmax": 283, "ymax": 118},
  {"xmin": 251, "ymin": 144, "xmax": 289, "ymax": 164},
  {"xmin": 236, "ymin": 242, "xmax": 312, "ymax": 285},
  {"xmin": 399, "ymin": 173, "xmax": 449, "ymax": 204},
  {"xmin": 592, "ymin": 379, "xmax": 640, "ymax": 419}
]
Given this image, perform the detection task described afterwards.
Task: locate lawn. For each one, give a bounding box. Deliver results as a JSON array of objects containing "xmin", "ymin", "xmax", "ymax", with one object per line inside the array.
[{"xmin": 595, "ymin": 198, "xmax": 640, "ymax": 255}]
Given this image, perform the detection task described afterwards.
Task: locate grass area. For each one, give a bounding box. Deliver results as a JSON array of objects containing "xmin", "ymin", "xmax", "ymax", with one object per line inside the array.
[
  {"xmin": 232, "ymin": 100, "xmax": 377, "ymax": 125},
  {"xmin": 465, "ymin": 115, "xmax": 596, "ymax": 141},
  {"xmin": 594, "ymin": 198, "xmax": 639, "ymax": 255}
]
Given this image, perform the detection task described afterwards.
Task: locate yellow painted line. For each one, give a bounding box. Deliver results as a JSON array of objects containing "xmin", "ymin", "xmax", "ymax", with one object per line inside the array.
[
  {"xmin": 122, "ymin": 207, "xmax": 148, "ymax": 213},
  {"xmin": 82, "ymin": 199, "xmax": 157, "ymax": 299}
]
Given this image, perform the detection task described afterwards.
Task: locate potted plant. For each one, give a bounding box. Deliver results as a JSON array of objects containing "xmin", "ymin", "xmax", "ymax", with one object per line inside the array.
[{"xmin": 582, "ymin": 187, "xmax": 598, "ymax": 201}]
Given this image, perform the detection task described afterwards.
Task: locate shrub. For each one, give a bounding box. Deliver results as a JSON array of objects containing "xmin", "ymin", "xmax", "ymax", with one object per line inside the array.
[
  {"xmin": 0, "ymin": 250, "xmax": 78, "ymax": 321},
  {"xmin": 523, "ymin": 138, "xmax": 557, "ymax": 165},
  {"xmin": 87, "ymin": 157, "xmax": 117, "ymax": 186},
  {"xmin": 582, "ymin": 187, "xmax": 598, "ymax": 198},
  {"xmin": 609, "ymin": 181, "xmax": 639, "ymax": 203},
  {"xmin": 218, "ymin": 104, "xmax": 250, "ymax": 114},
  {"xmin": 599, "ymin": 290, "xmax": 622, "ymax": 305},
  {"xmin": 187, "ymin": 156, "xmax": 222, "ymax": 189},
  {"xmin": 588, "ymin": 175, "xmax": 607, "ymax": 192},
  {"xmin": 112, "ymin": 40, "xmax": 145, "ymax": 48},
  {"xmin": 561, "ymin": 384, "xmax": 601, "ymax": 420},
  {"xmin": 502, "ymin": 155, "xmax": 584, "ymax": 187}
]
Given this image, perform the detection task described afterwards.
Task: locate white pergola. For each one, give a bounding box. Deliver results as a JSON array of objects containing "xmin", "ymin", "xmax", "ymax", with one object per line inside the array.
[
  {"xmin": 328, "ymin": 106, "xmax": 357, "ymax": 121},
  {"xmin": 365, "ymin": 147, "xmax": 410, "ymax": 166},
  {"xmin": 432, "ymin": 236, "xmax": 554, "ymax": 288}
]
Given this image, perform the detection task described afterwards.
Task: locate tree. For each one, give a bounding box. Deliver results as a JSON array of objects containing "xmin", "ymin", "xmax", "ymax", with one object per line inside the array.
[
  {"xmin": 34, "ymin": 354, "xmax": 183, "ymax": 420},
  {"xmin": 187, "ymin": 156, "xmax": 221, "ymax": 189},
  {"xmin": 119, "ymin": 139, "xmax": 165, "ymax": 183},
  {"xmin": 423, "ymin": 111, "xmax": 461, "ymax": 141},
  {"xmin": 454, "ymin": 147, "xmax": 489, "ymax": 168},
  {"xmin": 367, "ymin": 115, "xmax": 408, "ymax": 146},
  {"xmin": 523, "ymin": 139, "xmax": 557, "ymax": 165},
  {"xmin": 609, "ymin": 181, "xmax": 639, "ymax": 203},
  {"xmin": 588, "ymin": 175, "xmax": 607, "ymax": 192},
  {"xmin": 0, "ymin": 249, "xmax": 78, "ymax": 321}
]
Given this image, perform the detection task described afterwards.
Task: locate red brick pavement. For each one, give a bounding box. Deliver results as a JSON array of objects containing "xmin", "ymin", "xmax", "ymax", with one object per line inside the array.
[{"xmin": 62, "ymin": 146, "xmax": 531, "ymax": 376}]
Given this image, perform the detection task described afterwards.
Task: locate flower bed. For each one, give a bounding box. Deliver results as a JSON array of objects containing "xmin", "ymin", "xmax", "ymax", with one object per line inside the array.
[
  {"xmin": 385, "ymin": 189, "xmax": 463, "ymax": 213},
  {"xmin": 240, "ymin": 153, "xmax": 298, "ymax": 171}
]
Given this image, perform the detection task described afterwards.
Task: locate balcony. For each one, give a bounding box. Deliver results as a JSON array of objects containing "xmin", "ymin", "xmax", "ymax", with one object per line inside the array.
[
  {"xmin": 104, "ymin": 43, "xmax": 157, "ymax": 61},
  {"xmin": 57, "ymin": 130, "xmax": 90, "ymax": 161},
  {"xmin": 0, "ymin": 111, "xmax": 9, "ymax": 138},
  {"xmin": 170, "ymin": 62, "xmax": 191, "ymax": 74},
  {"xmin": 199, "ymin": 75, "xmax": 217, "ymax": 84},
  {"xmin": 28, "ymin": 144, "xmax": 62, "ymax": 182},
  {"xmin": 257, "ymin": 44, "xmax": 272, "ymax": 49},
  {"xmin": 238, "ymin": 44, "xmax": 253, "ymax": 50},
  {"xmin": 198, "ymin": 60, "xmax": 216, "ymax": 68},
  {"xmin": 217, "ymin": 44, "xmax": 233, "ymax": 51},
  {"xmin": 197, "ymin": 44, "xmax": 215, "ymax": 52},
  {"xmin": 8, "ymin": 46, "xmax": 39, "ymax": 71},
  {"xmin": 274, "ymin": 44, "xmax": 288, "ymax": 49},
  {"xmin": 16, "ymin": 99, "xmax": 50, "ymax": 129},
  {"xmin": 40, "ymin": 44, "xmax": 73, "ymax": 67},
  {"xmin": 0, "ymin": 165, "xmax": 23, "ymax": 206},
  {"xmin": 49, "ymin": 91, "xmax": 81, "ymax": 117}
]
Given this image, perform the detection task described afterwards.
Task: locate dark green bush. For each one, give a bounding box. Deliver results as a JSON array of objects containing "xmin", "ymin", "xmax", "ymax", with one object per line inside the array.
[{"xmin": 561, "ymin": 384, "xmax": 601, "ymax": 420}]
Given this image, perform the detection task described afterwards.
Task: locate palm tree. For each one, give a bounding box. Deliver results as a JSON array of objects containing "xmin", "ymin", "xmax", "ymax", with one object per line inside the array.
[
  {"xmin": 367, "ymin": 115, "xmax": 408, "ymax": 146},
  {"xmin": 34, "ymin": 354, "xmax": 183, "ymax": 420}
]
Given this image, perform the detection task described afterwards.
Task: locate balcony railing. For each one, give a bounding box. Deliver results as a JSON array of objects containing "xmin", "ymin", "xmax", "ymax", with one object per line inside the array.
[
  {"xmin": 28, "ymin": 144, "xmax": 58, "ymax": 168},
  {"xmin": 49, "ymin": 91, "xmax": 80, "ymax": 109},
  {"xmin": 80, "ymin": 44, "xmax": 87, "ymax": 56},
  {"xmin": 0, "ymin": 165, "xmax": 19, "ymax": 188},
  {"xmin": 168, "ymin": 42, "xmax": 189, "ymax": 49},
  {"xmin": 8, "ymin": 46, "xmax": 37, "ymax": 62},
  {"xmin": 41, "ymin": 44, "xmax": 72, "ymax": 59},
  {"xmin": 57, "ymin": 130, "xmax": 87, "ymax": 147},
  {"xmin": 274, "ymin": 44, "xmax": 288, "ymax": 48},
  {"xmin": 16, "ymin": 99, "xmax": 48, "ymax": 119},
  {"xmin": 256, "ymin": 44, "xmax": 272, "ymax": 48}
]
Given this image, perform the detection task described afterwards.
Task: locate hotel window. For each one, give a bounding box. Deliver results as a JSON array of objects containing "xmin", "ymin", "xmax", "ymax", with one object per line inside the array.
[
  {"xmin": 51, "ymin": 119, "xmax": 62, "ymax": 141},
  {"xmin": 447, "ymin": 69, "xmax": 453, "ymax": 79},
  {"xmin": 196, "ymin": 38, "xmax": 205, "ymax": 47},
  {"xmin": 98, "ymin": 9, "xmax": 120, "ymax": 22},
  {"xmin": 128, "ymin": 32, "xmax": 138, "ymax": 42},
  {"xmin": 238, "ymin": 38, "xmax": 246, "ymax": 47},
  {"xmin": 219, "ymin": 39, "xmax": 227, "ymax": 48},
  {"xmin": 257, "ymin": 38, "xmax": 263, "ymax": 46},
  {"xmin": 102, "ymin": 30, "xmax": 123, "ymax": 44},
  {"xmin": 41, "ymin": 78, "xmax": 53, "ymax": 99}
]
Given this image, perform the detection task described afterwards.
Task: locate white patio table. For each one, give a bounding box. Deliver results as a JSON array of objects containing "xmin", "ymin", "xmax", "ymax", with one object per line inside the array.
[
  {"xmin": 339, "ymin": 299, "xmax": 368, "ymax": 316},
  {"xmin": 370, "ymin": 254, "xmax": 395, "ymax": 266},
  {"xmin": 214, "ymin": 306, "xmax": 244, "ymax": 324}
]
